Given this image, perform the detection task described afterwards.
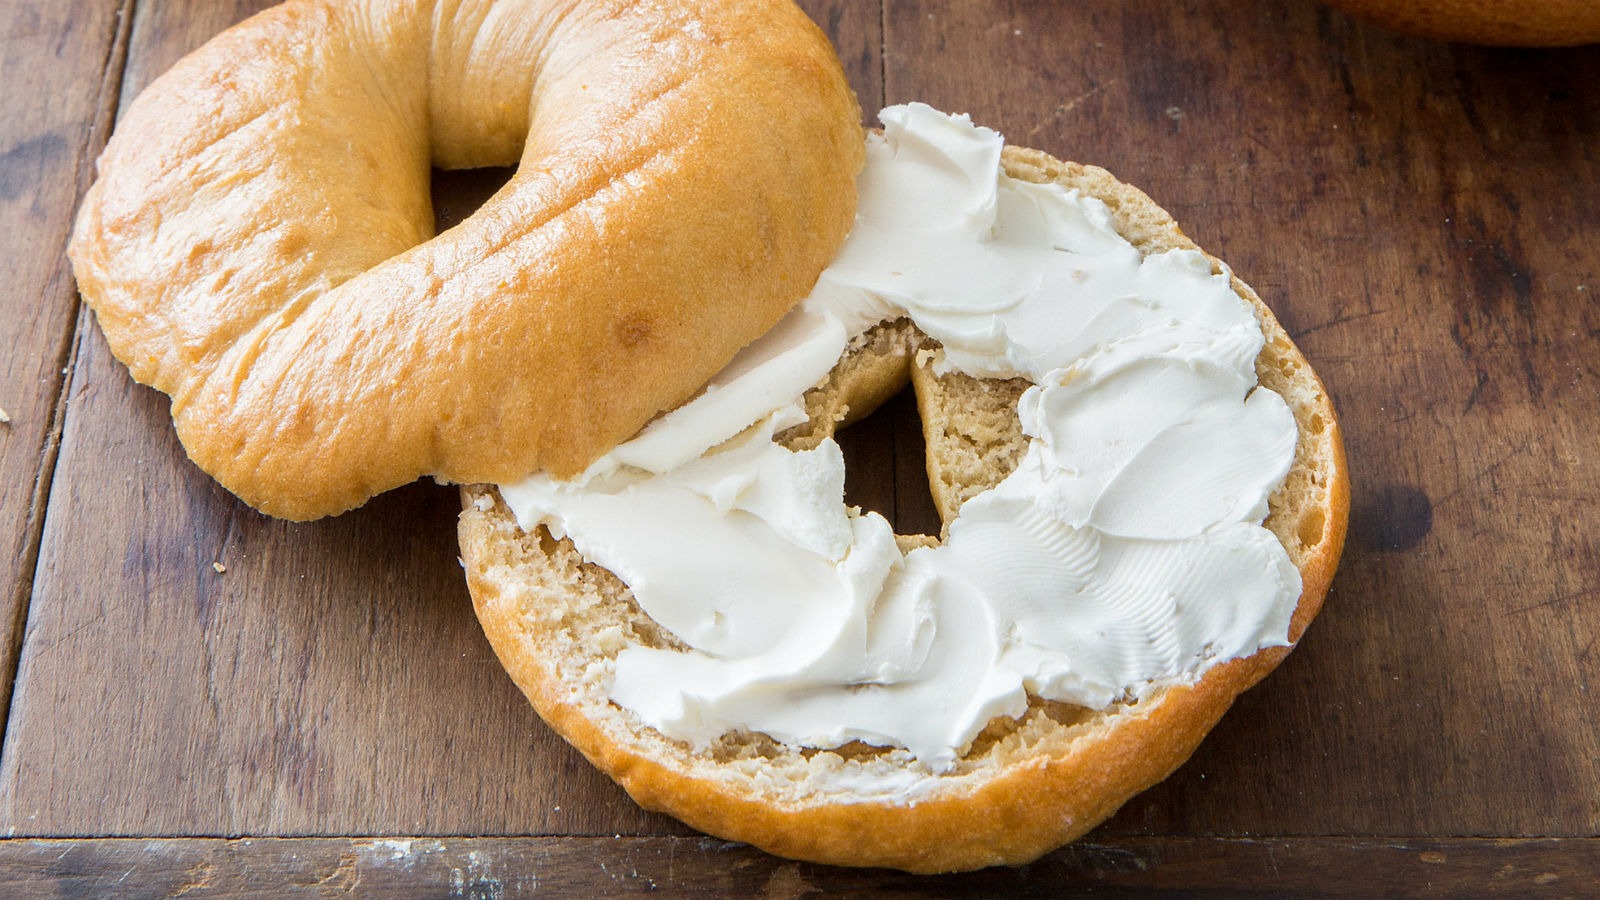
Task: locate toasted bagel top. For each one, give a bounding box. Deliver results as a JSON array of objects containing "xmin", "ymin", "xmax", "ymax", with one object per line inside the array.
[{"xmin": 70, "ymin": 0, "xmax": 863, "ymax": 519}]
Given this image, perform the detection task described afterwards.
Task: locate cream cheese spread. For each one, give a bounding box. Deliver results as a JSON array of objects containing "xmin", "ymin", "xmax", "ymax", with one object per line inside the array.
[{"xmin": 500, "ymin": 103, "xmax": 1302, "ymax": 772}]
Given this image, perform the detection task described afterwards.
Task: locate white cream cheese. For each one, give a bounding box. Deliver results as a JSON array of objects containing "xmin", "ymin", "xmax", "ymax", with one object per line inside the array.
[{"xmin": 500, "ymin": 103, "xmax": 1302, "ymax": 773}]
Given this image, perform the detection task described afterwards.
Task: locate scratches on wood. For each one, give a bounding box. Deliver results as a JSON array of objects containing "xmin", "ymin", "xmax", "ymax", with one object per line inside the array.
[
  {"xmin": 310, "ymin": 851, "xmax": 359, "ymax": 894},
  {"xmin": 1023, "ymin": 80, "xmax": 1114, "ymax": 143},
  {"xmin": 0, "ymin": 836, "xmax": 1597, "ymax": 898}
]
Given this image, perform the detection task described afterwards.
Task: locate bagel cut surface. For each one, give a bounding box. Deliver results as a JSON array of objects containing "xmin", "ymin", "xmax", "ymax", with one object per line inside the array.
[
  {"xmin": 69, "ymin": 0, "xmax": 863, "ymax": 519},
  {"xmin": 459, "ymin": 145, "xmax": 1349, "ymax": 873}
]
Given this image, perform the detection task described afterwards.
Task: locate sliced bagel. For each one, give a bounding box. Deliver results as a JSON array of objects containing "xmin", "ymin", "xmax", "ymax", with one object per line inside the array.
[{"xmin": 459, "ymin": 147, "xmax": 1348, "ymax": 873}]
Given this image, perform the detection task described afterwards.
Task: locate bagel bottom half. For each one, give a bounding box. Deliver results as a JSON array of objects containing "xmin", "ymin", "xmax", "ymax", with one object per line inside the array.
[{"xmin": 458, "ymin": 148, "xmax": 1348, "ymax": 873}]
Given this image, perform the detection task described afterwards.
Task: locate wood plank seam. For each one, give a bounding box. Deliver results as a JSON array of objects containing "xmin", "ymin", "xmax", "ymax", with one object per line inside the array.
[
  {"xmin": 873, "ymin": 0, "xmax": 897, "ymax": 528},
  {"xmin": 0, "ymin": 0, "xmax": 139, "ymax": 746}
]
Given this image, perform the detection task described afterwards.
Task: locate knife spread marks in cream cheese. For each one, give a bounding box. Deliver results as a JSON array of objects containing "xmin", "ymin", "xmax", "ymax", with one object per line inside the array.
[{"xmin": 500, "ymin": 103, "xmax": 1301, "ymax": 772}]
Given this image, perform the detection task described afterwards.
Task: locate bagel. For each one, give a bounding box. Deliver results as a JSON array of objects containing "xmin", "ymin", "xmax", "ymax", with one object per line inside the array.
[
  {"xmin": 460, "ymin": 106, "xmax": 1349, "ymax": 872},
  {"xmin": 69, "ymin": 0, "xmax": 862, "ymax": 519},
  {"xmin": 1319, "ymin": 0, "xmax": 1600, "ymax": 45}
]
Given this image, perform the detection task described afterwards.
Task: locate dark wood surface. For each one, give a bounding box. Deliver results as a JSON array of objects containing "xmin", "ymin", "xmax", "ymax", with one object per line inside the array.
[
  {"xmin": 1, "ymin": 836, "xmax": 1598, "ymax": 898},
  {"xmin": 1, "ymin": 0, "xmax": 1597, "ymax": 893}
]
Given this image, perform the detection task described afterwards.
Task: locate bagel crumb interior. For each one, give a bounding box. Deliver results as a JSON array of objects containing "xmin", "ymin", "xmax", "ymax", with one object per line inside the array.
[{"xmin": 465, "ymin": 315, "xmax": 1151, "ymax": 786}]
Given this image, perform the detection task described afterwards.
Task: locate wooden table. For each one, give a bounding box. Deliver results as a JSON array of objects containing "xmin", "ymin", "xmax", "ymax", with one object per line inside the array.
[{"xmin": 2, "ymin": 0, "xmax": 1598, "ymax": 895}]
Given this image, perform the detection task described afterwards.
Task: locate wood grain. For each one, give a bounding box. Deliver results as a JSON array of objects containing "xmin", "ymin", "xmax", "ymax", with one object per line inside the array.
[
  {"xmin": 0, "ymin": 836, "xmax": 1595, "ymax": 898},
  {"xmin": 1, "ymin": 0, "xmax": 1598, "ymax": 889},
  {"xmin": 0, "ymin": 0, "xmax": 131, "ymax": 732}
]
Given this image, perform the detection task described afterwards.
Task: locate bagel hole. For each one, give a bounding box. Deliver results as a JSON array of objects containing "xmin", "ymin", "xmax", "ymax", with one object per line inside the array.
[
  {"xmin": 431, "ymin": 166, "xmax": 516, "ymax": 233},
  {"xmin": 836, "ymin": 386, "xmax": 942, "ymax": 539}
]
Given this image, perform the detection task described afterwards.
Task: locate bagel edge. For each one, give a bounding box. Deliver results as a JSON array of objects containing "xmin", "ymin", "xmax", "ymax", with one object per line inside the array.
[
  {"xmin": 458, "ymin": 146, "xmax": 1349, "ymax": 873},
  {"xmin": 1318, "ymin": 0, "xmax": 1600, "ymax": 46}
]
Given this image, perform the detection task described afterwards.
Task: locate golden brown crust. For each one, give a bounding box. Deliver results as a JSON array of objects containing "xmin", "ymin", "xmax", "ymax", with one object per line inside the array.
[
  {"xmin": 69, "ymin": 0, "xmax": 862, "ymax": 519},
  {"xmin": 459, "ymin": 145, "xmax": 1349, "ymax": 873},
  {"xmin": 1318, "ymin": 0, "xmax": 1600, "ymax": 46}
]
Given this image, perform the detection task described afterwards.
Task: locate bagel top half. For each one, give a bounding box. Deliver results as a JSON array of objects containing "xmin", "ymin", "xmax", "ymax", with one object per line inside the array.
[{"xmin": 70, "ymin": 0, "xmax": 863, "ymax": 519}]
